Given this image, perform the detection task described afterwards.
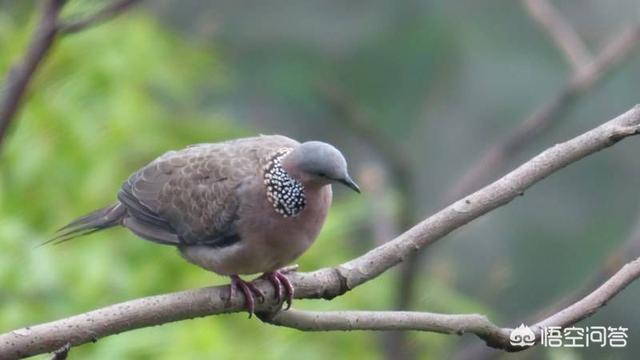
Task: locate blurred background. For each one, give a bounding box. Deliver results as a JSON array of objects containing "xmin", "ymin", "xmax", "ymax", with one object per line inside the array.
[{"xmin": 1, "ymin": 0, "xmax": 640, "ymax": 359}]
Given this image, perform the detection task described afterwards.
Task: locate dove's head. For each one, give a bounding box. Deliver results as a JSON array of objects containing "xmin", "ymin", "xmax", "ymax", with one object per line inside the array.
[{"xmin": 282, "ymin": 141, "xmax": 360, "ymax": 193}]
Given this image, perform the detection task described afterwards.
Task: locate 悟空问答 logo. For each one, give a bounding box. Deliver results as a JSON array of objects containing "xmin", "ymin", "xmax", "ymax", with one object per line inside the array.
[{"xmin": 509, "ymin": 324, "xmax": 536, "ymax": 347}]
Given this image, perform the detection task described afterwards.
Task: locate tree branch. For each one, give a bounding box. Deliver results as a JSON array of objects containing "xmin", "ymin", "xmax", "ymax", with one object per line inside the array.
[
  {"xmin": 444, "ymin": 24, "xmax": 640, "ymax": 202},
  {"xmin": 452, "ymin": 209, "xmax": 640, "ymax": 360},
  {"xmin": 0, "ymin": 0, "xmax": 141, "ymax": 150},
  {"xmin": 522, "ymin": 0, "xmax": 592, "ymax": 70},
  {"xmin": 533, "ymin": 257, "xmax": 640, "ymax": 331},
  {"xmin": 531, "ymin": 214, "xmax": 640, "ymax": 321},
  {"xmin": 262, "ymin": 309, "xmax": 510, "ymax": 345},
  {"xmin": 264, "ymin": 253, "xmax": 640, "ymax": 351},
  {"xmin": 0, "ymin": 0, "xmax": 64, "ymax": 148},
  {"xmin": 571, "ymin": 25, "xmax": 640, "ymax": 91},
  {"xmin": 57, "ymin": 0, "xmax": 142, "ymax": 35},
  {"xmin": 1, "ymin": 105, "xmax": 639, "ymax": 359}
]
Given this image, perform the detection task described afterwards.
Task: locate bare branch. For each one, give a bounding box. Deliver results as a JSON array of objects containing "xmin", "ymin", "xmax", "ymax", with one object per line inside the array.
[
  {"xmin": 0, "ymin": 0, "xmax": 142, "ymax": 150},
  {"xmin": 0, "ymin": 0, "xmax": 64, "ymax": 148},
  {"xmin": 317, "ymin": 105, "xmax": 640, "ymax": 294},
  {"xmin": 534, "ymin": 257, "xmax": 640, "ymax": 331},
  {"xmin": 262, "ymin": 309, "xmax": 510, "ymax": 343},
  {"xmin": 452, "ymin": 211, "xmax": 640, "ymax": 360},
  {"xmin": 571, "ymin": 25, "xmax": 640, "ymax": 91},
  {"xmin": 444, "ymin": 23, "xmax": 640, "ymax": 203},
  {"xmin": 522, "ymin": 0, "xmax": 592, "ymax": 69},
  {"xmin": 530, "ymin": 215, "xmax": 640, "ymax": 321},
  {"xmin": 58, "ymin": 0, "xmax": 143, "ymax": 35},
  {"xmin": 266, "ymin": 254, "xmax": 640, "ymax": 351},
  {"xmin": 1, "ymin": 106, "xmax": 639, "ymax": 359}
]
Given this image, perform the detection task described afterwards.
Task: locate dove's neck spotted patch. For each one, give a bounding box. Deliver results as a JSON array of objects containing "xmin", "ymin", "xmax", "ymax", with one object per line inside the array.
[{"xmin": 263, "ymin": 148, "xmax": 306, "ymax": 217}]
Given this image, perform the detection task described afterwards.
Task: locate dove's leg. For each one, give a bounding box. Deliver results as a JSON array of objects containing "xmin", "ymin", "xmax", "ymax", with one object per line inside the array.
[
  {"xmin": 261, "ymin": 269, "xmax": 294, "ymax": 310},
  {"xmin": 229, "ymin": 275, "xmax": 264, "ymax": 318},
  {"xmin": 262, "ymin": 272, "xmax": 284, "ymax": 302}
]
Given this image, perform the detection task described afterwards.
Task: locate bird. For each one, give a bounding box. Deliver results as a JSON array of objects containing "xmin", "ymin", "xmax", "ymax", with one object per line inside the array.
[{"xmin": 50, "ymin": 135, "xmax": 360, "ymax": 316}]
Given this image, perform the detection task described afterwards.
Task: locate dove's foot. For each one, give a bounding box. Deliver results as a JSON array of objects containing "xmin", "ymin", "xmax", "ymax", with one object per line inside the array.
[
  {"xmin": 229, "ymin": 275, "xmax": 264, "ymax": 318},
  {"xmin": 261, "ymin": 269, "xmax": 294, "ymax": 310}
]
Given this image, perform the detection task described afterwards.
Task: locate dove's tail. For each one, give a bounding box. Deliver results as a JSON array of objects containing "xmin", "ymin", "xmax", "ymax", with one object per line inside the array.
[{"xmin": 44, "ymin": 203, "xmax": 126, "ymax": 245}]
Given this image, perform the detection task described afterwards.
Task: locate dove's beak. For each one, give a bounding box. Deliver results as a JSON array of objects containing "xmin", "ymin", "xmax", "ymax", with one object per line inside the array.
[{"xmin": 339, "ymin": 175, "xmax": 361, "ymax": 193}]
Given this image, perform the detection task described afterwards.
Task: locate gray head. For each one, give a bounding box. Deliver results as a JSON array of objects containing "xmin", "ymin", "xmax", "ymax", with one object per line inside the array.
[{"xmin": 282, "ymin": 141, "xmax": 360, "ymax": 192}]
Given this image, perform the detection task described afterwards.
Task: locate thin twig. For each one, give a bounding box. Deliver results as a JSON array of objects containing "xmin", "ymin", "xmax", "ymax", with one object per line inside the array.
[
  {"xmin": 571, "ymin": 25, "xmax": 640, "ymax": 91},
  {"xmin": 452, "ymin": 211, "xmax": 640, "ymax": 360},
  {"xmin": 534, "ymin": 257, "xmax": 640, "ymax": 330},
  {"xmin": 58, "ymin": 0, "xmax": 142, "ymax": 34},
  {"xmin": 444, "ymin": 24, "xmax": 640, "ymax": 202},
  {"xmin": 0, "ymin": 106, "xmax": 638, "ymax": 359},
  {"xmin": 533, "ymin": 215, "xmax": 640, "ymax": 321},
  {"xmin": 0, "ymin": 0, "xmax": 142, "ymax": 150},
  {"xmin": 265, "ymin": 253, "xmax": 640, "ymax": 350},
  {"xmin": 262, "ymin": 309, "xmax": 510, "ymax": 346},
  {"xmin": 0, "ymin": 0, "xmax": 64, "ymax": 148},
  {"xmin": 522, "ymin": 0, "xmax": 592, "ymax": 69}
]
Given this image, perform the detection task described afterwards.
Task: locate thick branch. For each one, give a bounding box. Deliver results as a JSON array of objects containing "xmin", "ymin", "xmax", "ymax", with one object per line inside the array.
[
  {"xmin": 522, "ymin": 0, "xmax": 592, "ymax": 69},
  {"xmin": 0, "ymin": 106, "xmax": 638, "ymax": 358}
]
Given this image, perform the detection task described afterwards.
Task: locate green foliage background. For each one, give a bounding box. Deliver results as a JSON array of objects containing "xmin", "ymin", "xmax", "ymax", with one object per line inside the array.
[{"xmin": 0, "ymin": 11, "xmax": 478, "ymax": 360}]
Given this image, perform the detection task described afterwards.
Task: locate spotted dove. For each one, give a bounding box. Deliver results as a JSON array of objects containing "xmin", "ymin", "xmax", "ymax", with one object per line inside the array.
[{"xmin": 51, "ymin": 135, "xmax": 360, "ymax": 316}]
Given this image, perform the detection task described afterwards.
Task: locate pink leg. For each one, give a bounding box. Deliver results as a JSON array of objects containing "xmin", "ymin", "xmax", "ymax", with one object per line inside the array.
[
  {"xmin": 262, "ymin": 272, "xmax": 284, "ymax": 303},
  {"xmin": 229, "ymin": 275, "xmax": 264, "ymax": 318},
  {"xmin": 262, "ymin": 270, "xmax": 294, "ymax": 310}
]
